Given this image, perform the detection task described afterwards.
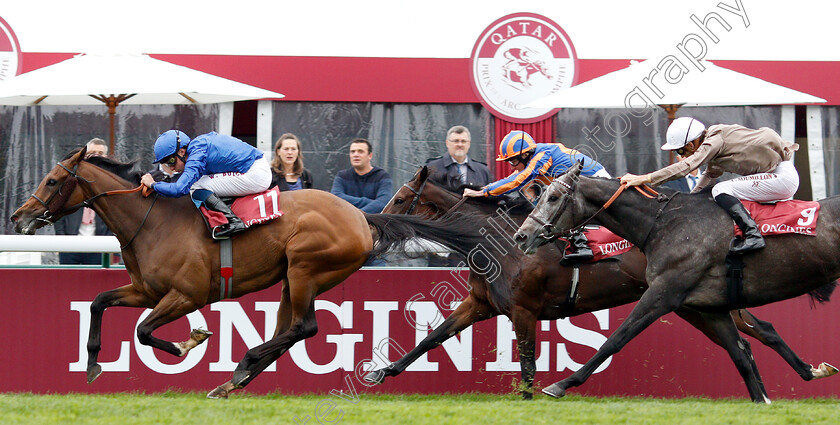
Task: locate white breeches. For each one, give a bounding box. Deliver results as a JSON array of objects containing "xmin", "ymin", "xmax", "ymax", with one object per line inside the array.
[
  {"xmin": 711, "ymin": 160, "xmax": 799, "ymax": 202},
  {"xmin": 191, "ymin": 157, "xmax": 272, "ymax": 197},
  {"xmin": 593, "ymin": 168, "xmax": 612, "ymax": 178}
]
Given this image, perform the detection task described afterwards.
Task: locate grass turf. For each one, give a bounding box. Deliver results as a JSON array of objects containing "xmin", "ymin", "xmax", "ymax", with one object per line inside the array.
[{"xmin": 1, "ymin": 392, "xmax": 838, "ymax": 425}]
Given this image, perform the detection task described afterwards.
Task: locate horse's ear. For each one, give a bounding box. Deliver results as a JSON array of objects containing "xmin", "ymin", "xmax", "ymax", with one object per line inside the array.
[
  {"xmin": 77, "ymin": 145, "xmax": 88, "ymax": 162},
  {"xmin": 575, "ymin": 159, "xmax": 584, "ymax": 175},
  {"xmin": 420, "ymin": 165, "xmax": 429, "ymax": 180}
]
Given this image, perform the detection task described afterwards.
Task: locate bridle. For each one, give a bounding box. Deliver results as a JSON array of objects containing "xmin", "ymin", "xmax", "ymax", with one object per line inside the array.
[
  {"xmin": 401, "ymin": 177, "xmax": 469, "ymax": 217},
  {"xmin": 28, "ymin": 159, "xmax": 157, "ymax": 249},
  {"xmin": 530, "ymin": 176, "xmax": 659, "ymax": 242}
]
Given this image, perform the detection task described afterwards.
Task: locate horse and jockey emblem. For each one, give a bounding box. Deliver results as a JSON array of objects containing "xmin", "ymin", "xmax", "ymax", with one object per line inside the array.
[{"xmin": 501, "ymin": 47, "xmax": 552, "ymax": 89}]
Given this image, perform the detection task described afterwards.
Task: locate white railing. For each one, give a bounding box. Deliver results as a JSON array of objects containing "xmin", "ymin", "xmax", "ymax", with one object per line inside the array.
[{"xmin": 0, "ymin": 235, "xmax": 451, "ymax": 254}]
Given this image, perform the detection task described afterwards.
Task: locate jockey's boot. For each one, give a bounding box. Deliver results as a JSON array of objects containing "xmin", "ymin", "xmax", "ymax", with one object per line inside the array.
[
  {"xmin": 560, "ymin": 231, "xmax": 594, "ymax": 265},
  {"xmin": 204, "ymin": 193, "xmax": 247, "ymax": 239},
  {"xmin": 714, "ymin": 193, "xmax": 766, "ymax": 254}
]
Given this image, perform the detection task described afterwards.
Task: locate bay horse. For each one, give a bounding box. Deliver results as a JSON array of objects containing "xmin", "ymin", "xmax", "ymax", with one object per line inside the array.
[
  {"xmin": 364, "ymin": 165, "xmax": 836, "ymax": 399},
  {"xmin": 513, "ymin": 162, "xmax": 840, "ymax": 403},
  {"xmin": 10, "ymin": 147, "xmax": 486, "ymax": 399}
]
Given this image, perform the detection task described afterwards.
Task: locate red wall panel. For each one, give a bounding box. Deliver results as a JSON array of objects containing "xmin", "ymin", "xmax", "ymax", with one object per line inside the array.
[{"xmin": 0, "ymin": 268, "xmax": 837, "ymax": 399}]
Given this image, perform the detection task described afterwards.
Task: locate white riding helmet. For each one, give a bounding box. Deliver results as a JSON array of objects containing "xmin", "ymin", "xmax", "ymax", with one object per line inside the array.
[{"xmin": 662, "ymin": 117, "xmax": 705, "ymax": 151}]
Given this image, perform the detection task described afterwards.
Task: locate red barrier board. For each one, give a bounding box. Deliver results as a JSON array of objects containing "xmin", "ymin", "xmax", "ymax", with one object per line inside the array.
[{"xmin": 0, "ymin": 268, "xmax": 837, "ymax": 399}]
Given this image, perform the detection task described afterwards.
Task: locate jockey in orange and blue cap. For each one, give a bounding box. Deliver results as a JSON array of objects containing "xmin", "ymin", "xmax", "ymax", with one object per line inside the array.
[{"xmin": 463, "ymin": 130, "xmax": 611, "ymax": 264}]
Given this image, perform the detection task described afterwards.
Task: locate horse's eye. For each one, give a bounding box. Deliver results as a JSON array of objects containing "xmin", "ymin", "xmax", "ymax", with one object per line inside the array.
[
  {"xmin": 394, "ymin": 198, "xmax": 404, "ymax": 205},
  {"xmin": 46, "ymin": 179, "xmax": 57, "ymax": 186},
  {"xmin": 548, "ymin": 195, "xmax": 559, "ymax": 202}
]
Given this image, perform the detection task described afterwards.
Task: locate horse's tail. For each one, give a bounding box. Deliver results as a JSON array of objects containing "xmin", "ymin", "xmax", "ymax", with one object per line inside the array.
[
  {"xmin": 364, "ymin": 212, "xmax": 511, "ymax": 313},
  {"xmin": 808, "ymin": 281, "xmax": 838, "ymax": 308}
]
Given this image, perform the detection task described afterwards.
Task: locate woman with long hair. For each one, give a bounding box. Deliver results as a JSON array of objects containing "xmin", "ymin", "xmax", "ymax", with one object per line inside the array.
[{"xmin": 270, "ymin": 133, "xmax": 314, "ymax": 191}]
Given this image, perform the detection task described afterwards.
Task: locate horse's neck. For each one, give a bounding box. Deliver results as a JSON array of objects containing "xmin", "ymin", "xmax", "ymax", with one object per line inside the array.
[
  {"xmin": 80, "ymin": 169, "xmax": 179, "ymax": 247},
  {"xmin": 578, "ymin": 179, "xmax": 658, "ymax": 247}
]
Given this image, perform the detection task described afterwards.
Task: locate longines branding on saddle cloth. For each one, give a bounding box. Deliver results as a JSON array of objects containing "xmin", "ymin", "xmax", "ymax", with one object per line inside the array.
[
  {"xmin": 0, "ymin": 17, "xmax": 22, "ymax": 81},
  {"xmin": 470, "ymin": 13, "xmax": 578, "ymax": 123}
]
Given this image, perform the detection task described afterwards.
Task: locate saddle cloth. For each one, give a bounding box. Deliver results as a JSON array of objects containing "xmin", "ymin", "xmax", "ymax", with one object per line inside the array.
[
  {"xmin": 199, "ymin": 186, "xmax": 284, "ymax": 231},
  {"xmin": 734, "ymin": 200, "xmax": 820, "ymax": 237},
  {"xmin": 563, "ymin": 226, "xmax": 633, "ymax": 263}
]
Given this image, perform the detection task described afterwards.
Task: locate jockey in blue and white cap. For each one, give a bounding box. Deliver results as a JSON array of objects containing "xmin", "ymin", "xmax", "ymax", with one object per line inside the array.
[{"xmin": 140, "ymin": 130, "xmax": 272, "ymax": 239}]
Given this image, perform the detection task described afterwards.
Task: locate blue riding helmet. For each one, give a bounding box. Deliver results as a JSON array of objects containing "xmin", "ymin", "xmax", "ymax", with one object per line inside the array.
[{"xmin": 153, "ymin": 130, "xmax": 191, "ymax": 163}]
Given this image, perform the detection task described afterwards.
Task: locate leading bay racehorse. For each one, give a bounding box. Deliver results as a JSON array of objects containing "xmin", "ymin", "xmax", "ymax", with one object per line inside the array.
[
  {"xmin": 365, "ymin": 166, "xmax": 835, "ymax": 398},
  {"xmin": 10, "ymin": 147, "xmax": 486, "ymax": 399},
  {"xmin": 513, "ymin": 162, "xmax": 840, "ymax": 403}
]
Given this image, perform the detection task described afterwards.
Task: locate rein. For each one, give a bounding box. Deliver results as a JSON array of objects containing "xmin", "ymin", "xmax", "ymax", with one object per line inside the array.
[
  {"xmin": 30, "ymin": 160, "xmax": 158, "ymax": 250},
  {"xmin": 535, "ymin": 178, "xmax": 659, "ymax": 241}
]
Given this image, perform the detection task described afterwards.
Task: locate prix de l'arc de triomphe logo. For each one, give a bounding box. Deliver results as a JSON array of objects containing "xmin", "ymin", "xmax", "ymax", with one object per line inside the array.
[
  {"xmin": 470, "ymin": 13, "xmax": 578, "ymax": 123},
  {"xmin": 0, "ymin": 16, "xmax": 22, "ymax": 81}
]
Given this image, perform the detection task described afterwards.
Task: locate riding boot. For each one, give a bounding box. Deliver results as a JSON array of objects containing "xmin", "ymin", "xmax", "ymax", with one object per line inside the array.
[
  {"xmin": 204, "ymin": 193, "xmax": 247, "ymax": 239},
  {"xmin": 714, "ymin": 193, "xmax": 766, "ymax": 254},
  {"xmin": 560, "ymin": 231, "xmax": 594, "ymax": 265}
]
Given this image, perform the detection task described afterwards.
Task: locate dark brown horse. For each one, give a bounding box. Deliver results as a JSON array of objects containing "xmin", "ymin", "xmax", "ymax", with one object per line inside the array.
[
  {"xmin": 10, "ymin": 147, "xmax": 485, "ymax": 399},
  {"xmin": 513, "ymin": 162, "xmax": 840, "ymax": 402},
  {"xmin": 365, "ymin": 165, "xmax": 836, "ymax": 399}
]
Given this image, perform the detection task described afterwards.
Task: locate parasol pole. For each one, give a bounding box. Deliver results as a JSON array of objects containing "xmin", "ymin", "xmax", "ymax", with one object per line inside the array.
[
  {"xmin": 660, "ymin": 104, "xmax": 682, "ymax": 164},
  {"xmin": 91, "ymin": 94, "xmax": 136, "ymax": 155}
]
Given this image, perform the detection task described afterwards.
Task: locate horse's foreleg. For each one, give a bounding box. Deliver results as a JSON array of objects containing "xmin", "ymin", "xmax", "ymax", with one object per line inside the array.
[
  {"xmin": 543, "ymin": 284, "xmax": 681, "ymax": 399},
  {"xmin": 363, "ymin": 296, "xmax": 495, "ymax": 385},
  {"xmin": 135, "ymin": 290, "xmax": 207, "ymax": 357},
  {"xmin": 511, "ymin": 307, "xmax": 538, "ymax": 400},
  {"xmin": 700, "ymin": 311, "xmax": 771, "ymax": 404},
  {"xmin": 731, "ymin": 309, "xmax": 837, "ymax": 381},
  {"xmin": 86, "ymin": 285, "xmax": 155, "ymax": 384}
]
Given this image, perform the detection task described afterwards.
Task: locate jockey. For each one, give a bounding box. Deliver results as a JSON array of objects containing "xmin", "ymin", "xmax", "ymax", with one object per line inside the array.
[
  {"xmin": 463, "ymin": 130, "xmax": 612, "ymax": 264},
  {"xmin": 621, "ymin": 117, "xmax": 800, "ymax": 254},
  {"xmin": 140, "ymin": 130, "xmax": 272, "ymax": 239}
]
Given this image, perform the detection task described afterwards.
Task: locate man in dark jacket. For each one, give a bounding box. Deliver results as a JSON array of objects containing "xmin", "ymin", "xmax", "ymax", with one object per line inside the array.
[
  {"xmin": 425, "ymin": 125, "xmax": 491, "ymax": 187},
  {"xmin": 331, "ymin": 139, "xmax": 393, "ymax": 214}
]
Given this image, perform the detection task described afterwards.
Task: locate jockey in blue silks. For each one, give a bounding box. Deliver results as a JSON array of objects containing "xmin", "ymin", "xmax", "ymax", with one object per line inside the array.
[
  {"xmin": 463, "ymin": 130, "xmax": 612, "ymax": 264},
  {"xmin": 140, "ymin": 130, "xmax": 271, "ymax": 239}
]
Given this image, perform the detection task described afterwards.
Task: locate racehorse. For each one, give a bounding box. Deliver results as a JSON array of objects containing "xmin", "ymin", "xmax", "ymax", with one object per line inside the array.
[
  {"xmin": 513, "ymin": 162, "xmax": 840, "ymax": 403},
  {"xmin": 365, "ymin": 165, "xmax": 836, "ymax": 399},
  {"xmin": 10, "ymin": 147, "xmax": 486, "ymax": 399}
]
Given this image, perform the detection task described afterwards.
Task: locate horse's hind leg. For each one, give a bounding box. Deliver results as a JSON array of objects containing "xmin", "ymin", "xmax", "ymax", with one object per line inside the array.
[
  {"xmin": 87, "ymin": 284, "xmax": 155, "ymax": 383},
  {"xmin": 732, "ymin": 309, "xmax": 837, "ymax": 380},
  {"xmin": 699, "ymin": 311, "xmax": 771, "ymax": 404},
  {"xmin": 363, "ymin": 295, "xmax": 495, "ymax": 386},
  {"xmin": 135, "ymin": 289, "xmax": 209, "ymax": 357}
]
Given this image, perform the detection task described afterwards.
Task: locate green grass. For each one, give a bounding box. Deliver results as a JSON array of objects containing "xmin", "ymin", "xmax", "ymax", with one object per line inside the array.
[{"xmin": 1, "ymin": 392, "xmax": 839, "ymax": 425}]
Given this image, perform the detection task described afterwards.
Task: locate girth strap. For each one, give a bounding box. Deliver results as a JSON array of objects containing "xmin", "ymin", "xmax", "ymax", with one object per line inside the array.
[{"xmin": 219, "ymin": 238, "xmax": 234, "ymax": 300}]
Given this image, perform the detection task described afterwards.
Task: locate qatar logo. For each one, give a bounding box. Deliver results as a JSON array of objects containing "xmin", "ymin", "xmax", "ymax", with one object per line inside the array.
[
  {"xmin": 0, "ymin": 16, "xmax": 22, "ymax": 81},
  {"xmin": 470, "ymin": 13, "xmax": 578, "ymax": 123}
]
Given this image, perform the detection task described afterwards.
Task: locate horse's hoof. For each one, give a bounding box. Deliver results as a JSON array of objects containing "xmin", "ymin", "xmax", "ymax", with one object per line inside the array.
[
  {"xmin": 363, "ymin": 369, "xmax": 387, "ymax": 385},
  {"xmin": 542, "ymin": 383, "xmax": 566, "ymax": 399},
  {"xmin": 86, "ymin": 364, "xmax": 102, "ymax": 384},
  {"xmin": 521, "ymin": 391, "xmax": 534, "ymax": 400},
  {"xmin": 813, "ymin": 362, "xmax": 839, "ymax": 379},
  {"xmin": 207, "ymin": 386, "xmax": 229, "ymax": 399},
  {"xmin": 191, "ymin": 328, "xmax": 213, "ymax": 343}
]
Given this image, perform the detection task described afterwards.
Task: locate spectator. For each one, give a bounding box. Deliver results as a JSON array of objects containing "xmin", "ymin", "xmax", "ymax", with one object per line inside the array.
[
  {"xmin": 54, "ymin": 138, "xmax": 111, "ymax": 265},
  {"xmin": 270, "ymin": 133, "xmax": 314, "ymax": 191},
  {"xmin": 425, "ymin": 125, "xmax": 491, "ymax": 187},
  {"xmin": 331, "ymin": 138, "xmax": 392, "ymax": 214},
  {"xmin": 140, "ymin": 130, "xmax": 271, "ymax": 239}
]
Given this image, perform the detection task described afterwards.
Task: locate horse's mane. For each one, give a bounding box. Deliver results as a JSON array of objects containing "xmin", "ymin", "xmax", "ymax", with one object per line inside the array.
[
  {"xmin": 65, "ymin": 148, "xmax": 145, "ymax": 185},
  {"xmin": 425, "ymin": 170, "xmax": 534, "ymax": 217}
]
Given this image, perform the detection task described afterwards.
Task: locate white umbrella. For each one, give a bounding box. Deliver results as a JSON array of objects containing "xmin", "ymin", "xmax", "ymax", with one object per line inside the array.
[
  {"xmin": 0, "ymin": 53, "xmax": 285, "ymax": 152},
  {"xmin": 527, "ymin": 59, "xmax": 825, "ymax": 110}
]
